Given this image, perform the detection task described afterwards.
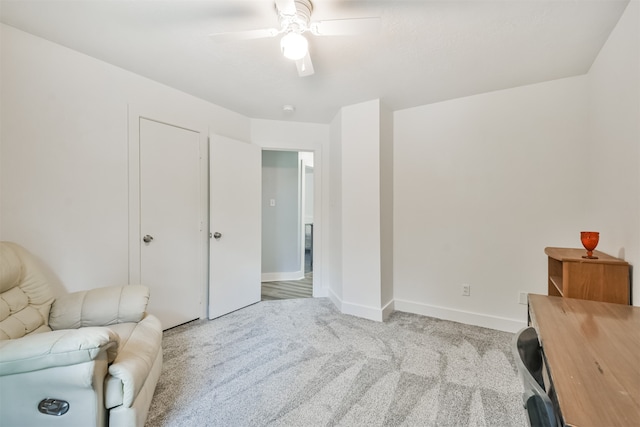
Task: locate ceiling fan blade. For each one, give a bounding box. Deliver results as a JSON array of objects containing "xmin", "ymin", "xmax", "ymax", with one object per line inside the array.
[
  {"xmin": 310, "ymin": 17, "xmax": 381, "ymax": 36},
  {"xmin": 209, "ymin": 28, "xmax": 279, "ymax": 42},
  {"xmin": 296, "ymin": 53, "xmax": 314, "ymax": 77},
  {"xmin": 275, "ymin": 0, "xmax": 296, "ymax": 15}
]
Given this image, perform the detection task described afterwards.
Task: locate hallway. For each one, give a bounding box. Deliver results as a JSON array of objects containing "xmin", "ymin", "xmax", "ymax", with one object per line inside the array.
[
  {"xmin": 261, "ymin": 273, "xmax": 312, "ymax": 301},
  {"xmin": 261, "ymin": 249, "xmax": 312, "ymax": 301}
]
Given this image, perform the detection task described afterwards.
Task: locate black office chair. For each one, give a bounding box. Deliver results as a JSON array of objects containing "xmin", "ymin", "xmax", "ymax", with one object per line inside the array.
[{"xmin": 512, "ymin": 327, "xmax": 558, "ymax": 427}]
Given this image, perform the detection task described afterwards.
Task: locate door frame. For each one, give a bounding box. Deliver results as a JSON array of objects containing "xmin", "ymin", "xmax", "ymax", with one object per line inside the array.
[
  {"xmin": 299, "ymin": 156, "xmax": 314, "ymax": 279},
  {"xmin": 300, "ymin": 161, "xmax": 316, "ymax": 275},
  {"xmin": 127, "ymin": 103, "xmax": 209, "ymax": 319},
  {"xmin": 260, "ymin": 147, "xmax": 324, "ymax": 298}
]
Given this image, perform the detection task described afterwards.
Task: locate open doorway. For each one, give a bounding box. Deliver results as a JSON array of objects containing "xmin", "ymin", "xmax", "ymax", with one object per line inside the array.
[{"xmin": 261, "ymin": 150, "xmax": 314, "ymax": 300}]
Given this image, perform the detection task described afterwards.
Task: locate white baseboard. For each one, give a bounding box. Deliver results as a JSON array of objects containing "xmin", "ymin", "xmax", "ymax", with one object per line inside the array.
[
  {"xmin": 327, "ymin": 287, "xmax": 342, "ymax": 311},
  {"xmin": 313, "ymin": 285, "xmax": 328, "ymax": 298},
  {"xmin": 381, "ymin": 299, "xmax": 395, "ymax": 321},
  {"xmin": 323, "ymin": 292, "xmax": 522, "ymax": 331},
  {"xmin": 326, "ymin": 288, "xmax": 387, "ymax": 322},
  {"xmin": 261, "ymin": 270, "xmax": 304, "ymax": 282},
  {"xmin": 394, "ymin": 299, "xmax": 526, "ymax": 333},
  {"xmin": 342, "ymin": 301, "xmax": 386, "ymax": 322}
]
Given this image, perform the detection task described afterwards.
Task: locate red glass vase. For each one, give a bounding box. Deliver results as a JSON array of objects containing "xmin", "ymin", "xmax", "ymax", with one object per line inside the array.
[{"xmin": 580, "ymin": 231, "xmax": 599, "ymax": 259}]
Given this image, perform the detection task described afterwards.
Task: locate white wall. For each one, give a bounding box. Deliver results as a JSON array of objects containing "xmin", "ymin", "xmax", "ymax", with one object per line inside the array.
[
  {"xmin": 391, "ymin": 2, "xmax": 639, "ymax": 327},
  {"xmin": 380, "ymin": 102, "xmax": 394, "ymax": 313},
  {"xmin": 0, "ymin": 24, "xmax": 250, "ymax": 294},
  {"xmin": 587, "ymin": 0, "xmax": 640, "ymax": 306},
  {"xmin": 328, "ymin": 113, "xmax": 343, "ymax": 301},
  {"xmin": 338, "ymin": 100, "xmax": 384, "ymax": 319},
  {"xmin": 261, "ymin": 150, "xmax": 301, "ymax": 278},
  {"xmin": 394, "ymin": 76, "xmax": 590, "ymax": 331}
]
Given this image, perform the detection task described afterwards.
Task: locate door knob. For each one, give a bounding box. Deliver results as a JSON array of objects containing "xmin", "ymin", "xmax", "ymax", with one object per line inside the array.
[
  {"xmin": 143, "ymin": 235, "xmax": 154, "ymax": 243},
  {"xmin": 213, "ymin": 232, "xmax": 222, "ymax": 240}
]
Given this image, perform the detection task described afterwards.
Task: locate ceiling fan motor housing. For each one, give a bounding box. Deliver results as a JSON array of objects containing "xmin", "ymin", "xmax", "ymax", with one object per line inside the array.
[
  {"xmin": 278, "ymin": 0, "xmax": 313, "ymax": 34},
  {"xmin": 293, "ymin": 0, "xmax": 313, "ymax": 22}
]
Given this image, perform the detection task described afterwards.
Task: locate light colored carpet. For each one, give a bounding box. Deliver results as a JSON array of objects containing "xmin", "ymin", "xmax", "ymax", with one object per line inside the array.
[{"xmin": 145, "ymin": 298, "xmax": 526, "ymax": 427}]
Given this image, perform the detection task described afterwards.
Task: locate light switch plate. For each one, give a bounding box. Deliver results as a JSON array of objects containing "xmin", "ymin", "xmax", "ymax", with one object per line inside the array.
[{"xmin": 519, "ymin": 292, "xmax": 528, "ymax": 305}]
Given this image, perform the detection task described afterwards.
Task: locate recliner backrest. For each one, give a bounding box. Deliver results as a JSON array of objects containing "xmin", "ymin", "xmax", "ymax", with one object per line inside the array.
[{"xmin": 0, "ymin": 242, "xmax": 55, "ymax": 340}]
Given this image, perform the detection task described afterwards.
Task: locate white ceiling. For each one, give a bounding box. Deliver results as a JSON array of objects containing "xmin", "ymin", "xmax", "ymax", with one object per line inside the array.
[{"xmin": 0, "ymin": 0, "xmax": 630, "ymax": 123}]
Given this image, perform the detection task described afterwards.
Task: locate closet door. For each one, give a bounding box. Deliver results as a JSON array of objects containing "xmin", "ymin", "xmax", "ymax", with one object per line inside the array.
[{"xmin": 139, "ymin": 118, "xmax": 202, "ymax": 329}]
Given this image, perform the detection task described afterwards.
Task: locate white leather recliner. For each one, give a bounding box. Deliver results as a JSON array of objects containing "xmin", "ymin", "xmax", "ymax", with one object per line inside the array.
[{"xmin": 0, "ymin": 241, "xmax": 163, "ymax": 427}]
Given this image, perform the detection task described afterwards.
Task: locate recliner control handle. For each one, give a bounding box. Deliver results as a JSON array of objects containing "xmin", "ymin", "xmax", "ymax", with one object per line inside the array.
[{"xmin": 38, "ymin": 398, "xmax": 69, "ymax": 416}]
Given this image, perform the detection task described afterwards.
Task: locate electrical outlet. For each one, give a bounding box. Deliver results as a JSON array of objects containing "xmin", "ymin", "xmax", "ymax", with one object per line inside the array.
[
  {"xmin": 462, "ymin": 284, "xmax": 471, "ymax": 296},
  {"xmin": 519, "ymin": 292, "xmax": 528, "ymax": 305}
]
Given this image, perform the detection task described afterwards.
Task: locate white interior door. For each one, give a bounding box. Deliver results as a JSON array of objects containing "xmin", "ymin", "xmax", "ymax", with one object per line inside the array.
[
  {"xmin": 209, "ymin": 134, "xmax": 261, "ymax": 319},
  {"xmin": 140, "ymin": 118, "xmax": 202, "ymax": 329}
]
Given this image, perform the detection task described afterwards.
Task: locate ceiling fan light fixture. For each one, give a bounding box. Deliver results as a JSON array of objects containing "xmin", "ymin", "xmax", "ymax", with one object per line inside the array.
[{"xmin": 280, "ymin": 32, "xmax": 308, "ymax": 60}]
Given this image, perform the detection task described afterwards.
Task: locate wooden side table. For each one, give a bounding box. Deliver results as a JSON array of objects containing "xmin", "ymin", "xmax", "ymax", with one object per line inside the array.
[{"xmin": 545, "ymin": 247, "xmax": 630, "ymax": 304}]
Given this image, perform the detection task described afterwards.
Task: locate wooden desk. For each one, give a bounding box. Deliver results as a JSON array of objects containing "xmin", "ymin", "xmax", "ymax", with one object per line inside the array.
[{"xmin": 528, "ymin": 294, "xmax": 640, "ymax": 426}]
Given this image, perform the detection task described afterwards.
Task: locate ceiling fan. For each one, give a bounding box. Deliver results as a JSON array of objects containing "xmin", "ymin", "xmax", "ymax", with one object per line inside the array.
[{"xmin": 209, "ymin": 0, "xmax": 380, "ymax": 77}]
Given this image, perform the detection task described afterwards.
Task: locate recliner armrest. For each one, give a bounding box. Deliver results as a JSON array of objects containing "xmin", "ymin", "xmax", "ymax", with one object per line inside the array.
[
  {"xmin": 107, "ymin": 314, "xmax": 163, "ymax": 407},
  {"xmin": 0, "ymin": 327, "xmax": 119, "ymax": 376},
  {"xmin": 49, "ymin": 285, "xmax": 149, "ymax": 330}
]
